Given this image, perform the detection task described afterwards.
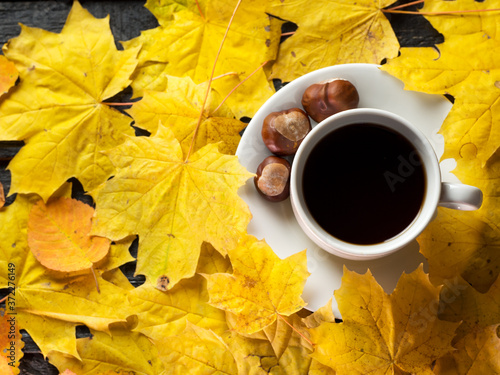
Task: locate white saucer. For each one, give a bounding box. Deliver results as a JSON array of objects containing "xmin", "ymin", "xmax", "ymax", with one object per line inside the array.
[{"xmin": 236, "ymin": 64, "xmax": 454, "ymax": 317}]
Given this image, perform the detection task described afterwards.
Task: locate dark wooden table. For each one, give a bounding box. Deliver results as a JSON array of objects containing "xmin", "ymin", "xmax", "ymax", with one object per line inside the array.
[{"xmin": 0, "ymin": 1, "xmax": 441, "ymax": 373}]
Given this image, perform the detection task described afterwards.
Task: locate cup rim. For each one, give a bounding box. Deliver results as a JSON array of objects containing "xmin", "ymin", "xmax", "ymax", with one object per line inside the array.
[{"xmin": 290, "ymin": 108, "xmax": 441, "ymax": 259}]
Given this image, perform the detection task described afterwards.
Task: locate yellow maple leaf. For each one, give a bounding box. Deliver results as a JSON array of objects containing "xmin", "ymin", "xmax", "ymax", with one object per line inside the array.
[
  {"xmin": 205, "ymin": 235, "xmax": 309, "ymax": 334},
  {"xmin": 27, "ymin": 197, "xmax": 110, "ymax": 273},
  {"xmin": 0, "ymin": 308, "xmax": 24, "ymax": 375},
  {"xmin": 267, "ymin": 0, "xmax": 400, "ymax": 82},
  {"xmin": 419, "ymin": 0, "xmax": 500, "ymax": 39},
  {"xmin": 434, "ymin": 325, "xmax": 500, "ymax": 375},
  {"xmin": 382, "ymin": 33, "xmax": 500, "ymax": 165},
  {"xmin": 382, "ymin": 33, "xmax": 500, "ymax": 97},
  {"xmin": 418, "ymin": 144, "xmax": 500, "ymax": 292},
  {"xmin": 0, "ymin": 1, "xmax": 139, "ymax": 201},
  {"xmin": 47, "ymin": 328, "xmax": 165, "ymax": 375},
  {"xmin": 0, "ymin": 194, "xmax": 135, "ymax": 358},
  {"xmin": 127, "ymin": 76, "xmax": 246, "ymax": 156},
  {"xmin": 125, "ymin": 0, "xmax": 281, "ymax": 118},
  {"xmin": 91, "ymin": 124, "xmax": 253, "ymax": 291},
  {"xmin": 0, "ymin": 55, "xmax": 18, "ymax": 96},
  {"xmin": 310, "ymin": 265, "xmax": 459, "ymax": 374}
]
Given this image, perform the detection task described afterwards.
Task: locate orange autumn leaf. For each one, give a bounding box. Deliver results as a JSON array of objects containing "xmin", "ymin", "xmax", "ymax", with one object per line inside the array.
[
  {"xmin": 0, "ymin": 308, "xmax": 24, "ymax": 375},
  {"xmin": 1, "ymin": 192, "xmax": 135, "ymax": 358},
  {"xmin": 28, "ymin": 197, "xmax": 110, "ymax": 272},
  {"xmin": 0, "ymin": 55, "xmax": 17, "ymax": 96}
]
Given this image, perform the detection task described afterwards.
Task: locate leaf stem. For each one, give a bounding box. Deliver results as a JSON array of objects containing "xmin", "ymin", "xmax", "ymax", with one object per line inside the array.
[
  {"xmin": 91, "ymin": 266, "xmax": 100, "ymax": 294},
  {"xmin": 211, "ymin": 60, "xmax": 269, "ymax": 116},
  {"xmin": 195, "ymin": 0, "xmax": 205, "ymax": 21},
  {"xmin": 386, "ymin": 0, "xmax": 425, "ymax": 11},
  {"xmin": 103, "ymin": 102, "xmax": 136, "ymax": 106},
  {"xmin": 281, "ymin": 31, "xmax": 296, "ymax": 36},
  {"xmin": 201, "ymin": 71, "xmax": 239, "ymax": 84},
  {"xmin": 383, "ymin": 7, "xmax": 500, "ymax": 15},
  {"xmin": 276, "ymin": 311, "xmax": 314, "ymax": 347},
  {"xmin": 185, "ymin": 0, "xmax": 243, "ymax": 162},
  {"xmin": 0, "ymin": 294, "xmax": 8, "ymax": 304}
]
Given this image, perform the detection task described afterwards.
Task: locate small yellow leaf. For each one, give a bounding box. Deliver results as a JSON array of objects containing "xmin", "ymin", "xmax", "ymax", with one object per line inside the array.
[
  {"xmin": 205, "ymin": 235, "xmax": 309, "ymax": 334},
  {"xmin": 128, "ymin": 76, "xmax": 246, "ymax": 156},
  {"xmin": 0, "ymin": 55, "xmax": 17, "ymax": 96},
  {"xmin": 28, "ymin": 197, "xmax": 110, "ymax": 272},
  {"xmin": 96, "ymin": 236, "xmax": 136, "ymax": 274}
]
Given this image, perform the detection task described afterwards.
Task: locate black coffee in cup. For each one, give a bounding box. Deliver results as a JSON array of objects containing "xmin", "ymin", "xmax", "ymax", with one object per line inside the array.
[{"xmin": 302, "ymin": 123, "xmax": 425, "ymax": 245}]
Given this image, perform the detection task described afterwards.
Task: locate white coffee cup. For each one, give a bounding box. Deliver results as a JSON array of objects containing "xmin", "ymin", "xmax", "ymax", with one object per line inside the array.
[{"xmin": 290, "ymin": 108, "xmax": 483, "ymax": 260}]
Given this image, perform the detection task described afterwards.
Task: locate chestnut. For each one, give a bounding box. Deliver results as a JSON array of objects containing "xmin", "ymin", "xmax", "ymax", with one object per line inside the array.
[
  {"xmin": 254, "ymin": 156, "xmax": 291, "ymax": 202},
  {"xmin": 262, "ymin": 108, "xmax": 311, "ymax": 156},
  {"xmin": 301, "ymin": 78, "xmax": 359, "ymax": 123}
]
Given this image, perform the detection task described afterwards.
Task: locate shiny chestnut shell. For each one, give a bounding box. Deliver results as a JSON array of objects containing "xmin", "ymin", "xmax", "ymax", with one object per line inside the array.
[
  {"xmin": 254, "ymin": 156, "xmax": 291, "ymax": 202},
  {"xmin": 261, "ymin": 108, "xmax": 311, "ymax": 156},
  {"xmin": 301, "ymin": 78, "xmax": 359, "ymax": 123}
]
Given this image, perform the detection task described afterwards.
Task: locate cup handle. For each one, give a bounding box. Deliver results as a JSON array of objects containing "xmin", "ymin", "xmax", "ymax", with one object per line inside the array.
[{"xmin": 439, "ymin": 182, "xmax": 483, "ymax": 211}]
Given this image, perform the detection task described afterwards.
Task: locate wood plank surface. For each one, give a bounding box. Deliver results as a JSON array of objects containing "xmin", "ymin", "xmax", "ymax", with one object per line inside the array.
[{"xmin": 0, "ymin": 1, "xmax": 443, "ymax": 373}]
